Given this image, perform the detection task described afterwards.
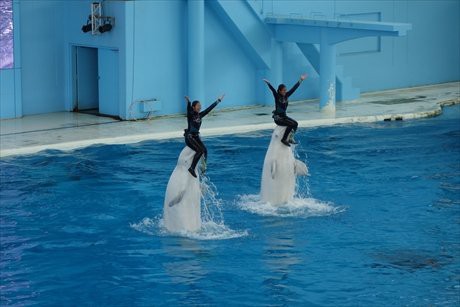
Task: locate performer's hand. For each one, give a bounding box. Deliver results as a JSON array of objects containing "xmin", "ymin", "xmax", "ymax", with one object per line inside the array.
[
  {"xmin": 185, "ymin": 96, "xmax": 191, "ymax": 102},
  {"xmin": 263, "ymin": 79, "xmax": 270, "ymax": 84},
  {"xmin": 218, "ymin": 94, "xmax": 225, "ymax": 102},
  {"xmin": 300, "ymin": 74, "xmax": 308, "ymax": 81}
]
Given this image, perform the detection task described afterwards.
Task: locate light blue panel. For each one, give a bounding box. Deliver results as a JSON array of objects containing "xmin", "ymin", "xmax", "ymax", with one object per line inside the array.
[
  {"xmin": 123, "ymin": 1, "xmax": 134, "ymax": 120},
  {"xmin": 209, "ymin": 0, "xmax": 272, "ymax": 69},
  {"xmin": 267, "ymin": 39, "xmax": 283, "ymax": 88},
  {"xmin": 98, "ymin": 48, "xmax": 119, "ymax": 117},
  {"xmin": 204, "ymin": 4, "xmax": 257, "ymax": 108},
  {"xmin": 0, "ymin": 71, "xmax": 15, "ymax": 99},
  {"xmin": 19, "ymin": 0, "xmax": 65, "ymax": 115},
  {"xmin": 259, "ymin": 39, "xmax": 283, "ymax": 105},
  {"xmin": 0, "ymin": 68, "xmax": 19, "ymax": 119},
  {"xmin": 332, "ymin": 0, "xmax": 459, "ymax": 92},
  {"xmin": 0, "ymin": 70, "xmax": 16, "ymax": 118},
  {"xmin": 123, "ymin": 0, "xmax": 187, "ymax": 118},
  {"xmin": 13, "ymin": 0, "xmax": 22, "ymax": 118},
  {"xmin": 76, "ymin": 47, "xmax": 98, "ymax": 110},
  {"xmin": 403, "ymin": 0, "xmax": 460, "ymax": 86},
  {"xmin": 14, "ymin": 68, "xmax": 21, "ymax": 117},
  {"xmin": 333, "ymin": 0, "xmax": 401, "ymax": 92},
  {"xmin": 281, "ymin": 42, "xmax": 319, "ymax": 101},
  {"xmin": 337, "ymin": 12, "xmax": 381, "ymax": 55},
  {"xmin": 326, "ymin": 0, "xmax": 394, "ymax": 97},
  {"xmin": 188, "ymin": 0, "xmax": 205, "ymax": 102}
]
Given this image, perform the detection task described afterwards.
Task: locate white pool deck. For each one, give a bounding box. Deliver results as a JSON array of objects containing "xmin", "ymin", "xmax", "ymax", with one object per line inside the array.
[{"xmin": 1, "ymin": 82, "xmax": 459, "ymax": 158}]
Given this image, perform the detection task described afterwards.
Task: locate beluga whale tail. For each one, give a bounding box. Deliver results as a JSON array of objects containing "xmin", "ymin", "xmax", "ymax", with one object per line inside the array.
[
  {"xmin": 163, "ymin": 146, "xmax": 202, "ymax": 233},
  {"xmin": 260, "ymin": 126, "xmax": 308, "ymax": 205}
]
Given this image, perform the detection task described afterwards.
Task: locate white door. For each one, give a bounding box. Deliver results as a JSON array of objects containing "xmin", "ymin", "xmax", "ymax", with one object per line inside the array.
[{"xmin": 98, "ymin": 49, "xmax": 119, "ymax": 117}]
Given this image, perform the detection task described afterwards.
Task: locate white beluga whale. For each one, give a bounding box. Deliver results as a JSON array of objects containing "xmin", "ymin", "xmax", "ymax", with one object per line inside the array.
[
  {"xmin": 163, "ymin": 146, "xmax": 201, "ymax": 232},
  {"xmin": 260, "ymin": 126, "xmax": 308, "ymax": 205}
]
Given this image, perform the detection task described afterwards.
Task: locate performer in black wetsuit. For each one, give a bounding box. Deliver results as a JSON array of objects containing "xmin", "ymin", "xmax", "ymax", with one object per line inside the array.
[
  {"xmin": 263, "ymin": 74, "xmax": 307, "ymax": 147},
  {"xmin": 184, "ymin": 94, "xmax": 225, "ymax": 178}
]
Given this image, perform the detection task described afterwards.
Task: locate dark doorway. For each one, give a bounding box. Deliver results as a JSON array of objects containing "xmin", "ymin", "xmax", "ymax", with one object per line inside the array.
[{"xmin": 73, "ymin": 46, "xmax": 99, "ymax": 114}]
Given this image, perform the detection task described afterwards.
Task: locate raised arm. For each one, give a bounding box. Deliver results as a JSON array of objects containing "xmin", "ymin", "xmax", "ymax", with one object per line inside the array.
[
  {"xmin": 286, "ymin": 74, "xmax": 307, "ymax": 97},
  {"xmin": 200, "ymin": 94, "xmax": 225, "ymax": 117},
  {"xmin": 185, "ymin": 96, "xmax": 192, "ymax": 113},
  {"xmin": 263, "ymin": 79, "xmax": 277, "ymax": 97}
]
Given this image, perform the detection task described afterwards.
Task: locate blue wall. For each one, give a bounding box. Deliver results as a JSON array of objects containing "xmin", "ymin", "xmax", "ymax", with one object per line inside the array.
[
  {"xmin": 1, "ymin": 0, "xmax": 459, "ymax": 119},
  {"xmin": 1, "ymin": 0, "xmax": 128, "ymax": 119},
  {"xmin": 256, "ymin": 0, "xmax": 460, "ymax": 96},
  {"xmin": 20, "ymin": 0, "xmax": 65, "ymax": 115},
  {"xmin": 61, "ymin": 0, "xmax": 127, "ymax": 117},
  {"xmin": 337, "ymin": 0, "xmax": 460, "ymax": 91},
  {"xmin": 127, "ymin": 0, "xmax": 258, "ymax": 116},
  {"xmin": 126, "ymin": 0, "xmax": 187, "ymax": 117},
  {"xmin": 204, "ymin": 4, "xmax": 257, "ymax": 108}
]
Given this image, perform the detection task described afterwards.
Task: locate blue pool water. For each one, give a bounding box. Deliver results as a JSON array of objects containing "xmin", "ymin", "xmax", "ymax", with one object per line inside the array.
[{"xmin": 1, "ymin": 105, "xmax": 459, "ymax": 306}]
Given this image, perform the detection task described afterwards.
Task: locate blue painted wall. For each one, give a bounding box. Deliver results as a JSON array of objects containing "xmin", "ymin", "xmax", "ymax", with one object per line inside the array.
[
  {"xmin": 20, "ymin": 0, "xmax": 65, "ymax": 116},
  {"xmin": 61, "ymin": 0, "xmax": 127, "ymax": 117},
  {"xmin": 336, "ymin": 0, "xmax": 460, "ymax": 92},
  {"xmin": 1, "ymin": 0, "xmax": 459, "ymax": 119},
  {"xmin": 126, "ymin": 0, "xmax": 187, "ymax": 118},
  {"xmin": 204, "ymin": 4, "xmax": 257, "ymax": 108},
  {"xmin": 1, "ymin": 0, "xmax": 128, "ymax": 119},
  {"xmin": 255, "ymin": 0, "xmax": 460, "ymax": 98}
]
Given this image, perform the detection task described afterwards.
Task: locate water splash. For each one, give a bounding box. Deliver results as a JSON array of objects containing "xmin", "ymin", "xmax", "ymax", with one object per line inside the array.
[
  {"xmin": 200, "ymin": 175, "xmax": 224, "ymax": 224},
  {"xmin": 131, "ymin": 217, "xmax": 248, "ymax": 241},
  {"xmin": 132, "ymin": 174, "xmax": 248, "ymax": 240},
  {"xmin": 238, "ymin": 149, "xmax": 345, "ymax": 218},
  {"xmin": 237, "ymin": 194, "xmax": 344, "ymax": 218},
  {"xmin": 293, "ymin": 147, "xmax": 312, "ymax": 198}
]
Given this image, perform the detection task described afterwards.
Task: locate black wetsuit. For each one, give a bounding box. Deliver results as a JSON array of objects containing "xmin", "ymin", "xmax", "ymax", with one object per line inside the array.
[
  {"xmin": 266, "ymin": 81, "xmax": 301, "ymax": 142},
  {"xmin": 184, "ymin": 99, "xmax": 220, "ymax": 174}
]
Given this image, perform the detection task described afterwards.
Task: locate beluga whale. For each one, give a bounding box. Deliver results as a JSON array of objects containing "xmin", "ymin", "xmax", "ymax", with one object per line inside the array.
[
  {"xmin": 163, "ymin": 94, "xmax": 226, "ymax": 233},
  {"xmin": 163, "ymin": 146, "xmax": 202, "ymax": 233},
  {"xmin": 260, "ymin": 126, "xmax": 308, "ymax": 205}
]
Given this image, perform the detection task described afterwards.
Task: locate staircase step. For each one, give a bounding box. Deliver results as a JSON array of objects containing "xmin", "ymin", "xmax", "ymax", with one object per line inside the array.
[{"xmin": 297, "ymin": 42, "xmax": 360, "ymax": 101}]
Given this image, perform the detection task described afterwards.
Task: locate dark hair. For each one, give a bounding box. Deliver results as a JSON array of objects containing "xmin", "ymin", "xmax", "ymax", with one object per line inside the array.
[
  {"xmin": 277, "ymin": 84, "xmax": 286, "ymax": 92},
  {"xmin": 192, "ymin": 100, "xmax": 200, "ymax": 107}
]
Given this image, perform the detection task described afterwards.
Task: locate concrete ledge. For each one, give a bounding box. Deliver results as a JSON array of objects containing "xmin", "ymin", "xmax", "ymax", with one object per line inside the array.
[{"xmin": 1, "ymin": 82, "xmax": 458, "ymax": 158}]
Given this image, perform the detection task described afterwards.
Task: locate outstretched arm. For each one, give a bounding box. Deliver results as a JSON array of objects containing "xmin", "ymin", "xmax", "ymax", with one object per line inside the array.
[
  {"xmin": 263, "ymin": 79, "xmax": 277, "ymax": 97},
  {"xmin": 286, "ymin": 74, "xmax": 307, "ymax": 97},
  {"xmin": 185, "ymin": 96, "xmax": 192, "ymax": 113},
  {"xmin": 200, "ymin": 94, "xmax": 225, "ymax": 117}
]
